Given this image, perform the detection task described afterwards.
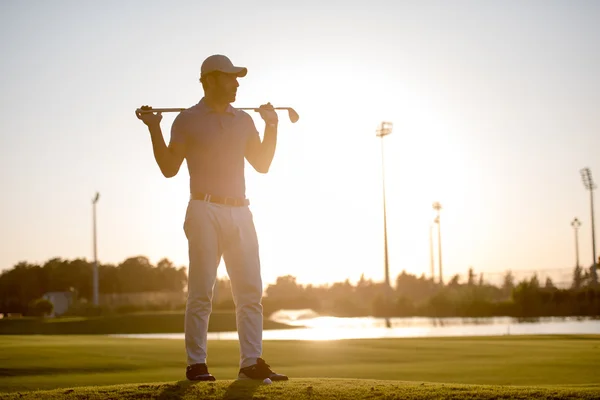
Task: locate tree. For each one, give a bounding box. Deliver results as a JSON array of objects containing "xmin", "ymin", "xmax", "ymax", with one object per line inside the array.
[
  {"xmin": 572, "ymin": 266, "xmax": 584, "ymax": 289},
  {"xmin": 530, "ymin": 274, "xmax": 540, "ymax": 288},
  {"xmin": 28, "ymin": 298, "xmax": 54, "ymax": 317},
  {"xmin": 502, "ymin": 270, "xmax": 515, "ymax": 293},
  {"xmin": 0, "ymin": 262, "xmax": 45, "ymax": 314},
  {"xmin": 265, "ymin": 275, "xmax": 304, "ymax": 300},
  {"xmin": 117, "ymin": 256, "xmax": 154, "ymax": 292},
  {"xmin": 588, "ymin": 265, "xmax": 598, "ymax": 286},
  {"xmin": 512, "ymin": 279, "xmax": 542, "ymax": 317},
  {"xmin": 448, "ymin": 274, "xmax": 460, "ymax": 287},
  {"xmin": 156, "ymin": 258, "xmax": 187, "ymax": 292},
  {"xmin": 582, "ymin": 270, "xmax": 591, "ymax": 288},
  {"xmin": 467, "ymin": 267, "xmax": 476, "ymax": 286}
]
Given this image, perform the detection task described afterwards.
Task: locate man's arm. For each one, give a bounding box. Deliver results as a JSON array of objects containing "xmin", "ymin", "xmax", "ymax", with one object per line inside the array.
[
  {"xmin": 148, "ymin": 124, "xmax": 185, "ymax": 178},
  {"xmin": 245, "ymin": 123, "xmax": 278, "ymax": 174},
  {"xmin": 137, "ymin": 107, "xmax": 185, "ymax": 178},
  {"xmin": 245, "ymin": 103, "xmax": 279, "ymax": 174}
]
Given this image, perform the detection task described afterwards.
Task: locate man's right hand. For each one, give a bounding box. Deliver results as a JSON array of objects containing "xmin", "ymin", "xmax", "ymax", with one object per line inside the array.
[{"xmin": 136, "ymin": 105, "xmax": 162, "ymax": 128}]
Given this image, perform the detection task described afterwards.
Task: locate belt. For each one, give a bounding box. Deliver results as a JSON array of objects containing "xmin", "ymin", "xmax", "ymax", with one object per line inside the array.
[{"xmin": 190, "ymin": 192, "xmax": 250, "ymax": 207}]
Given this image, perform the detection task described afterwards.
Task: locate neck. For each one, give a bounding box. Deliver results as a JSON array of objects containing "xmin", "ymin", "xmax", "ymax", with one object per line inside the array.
[{"xmin": 203, "ymin": 93, "xmax": 229, "ymax": 113}]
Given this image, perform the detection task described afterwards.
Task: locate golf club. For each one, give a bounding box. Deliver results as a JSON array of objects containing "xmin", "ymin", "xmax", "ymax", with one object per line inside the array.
[{"xmin": 135, "ymin": 106, "xmax": 299, "ymax": 123}]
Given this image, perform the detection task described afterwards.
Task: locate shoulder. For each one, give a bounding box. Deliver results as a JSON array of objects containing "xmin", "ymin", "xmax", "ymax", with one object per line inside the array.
[
  {"xmin": 178, "ymin": 103, "xmax": 203, "ymax": 120},
  {"xmin": 232, "ymin": 108, "xmax": 257, "ymax": 126},
  {"xmin": 232, "ymin": 107, "xmax": 251, "ymax": 118},
  {"xmin": 233, "ymin": 108, "xmax": 259, "ymax": 136},
  {"xmin": 173, "ymin": 104, "xmax": 202, "ymax": 128}
]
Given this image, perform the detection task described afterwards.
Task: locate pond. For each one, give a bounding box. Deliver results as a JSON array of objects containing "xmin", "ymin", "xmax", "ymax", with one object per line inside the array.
[{"xmin": 110, "ymin": 310, "xmax": 600, "ymax": 341}]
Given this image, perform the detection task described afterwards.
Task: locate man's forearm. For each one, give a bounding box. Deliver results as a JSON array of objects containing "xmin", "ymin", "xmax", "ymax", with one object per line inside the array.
[
  {"xmin": 148, "ymin": 125, "xmax": 177, "ymax": 177},
  {"xmin": 258, "ymin": 124, "xmax": 278, "ymax": 172}
]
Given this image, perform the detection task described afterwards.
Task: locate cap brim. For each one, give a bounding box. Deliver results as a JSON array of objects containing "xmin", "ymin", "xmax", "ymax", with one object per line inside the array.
[
  {"xmin": 213, "ymin": 66, "xmax": 247, "ymax": 77},
  {"xmin": 228, "ymin": 66, "xmax": 247, "ymax": 77},
  {"xmin": 201, "ymin": 66, "xmax": 247, "ymax": 78}
]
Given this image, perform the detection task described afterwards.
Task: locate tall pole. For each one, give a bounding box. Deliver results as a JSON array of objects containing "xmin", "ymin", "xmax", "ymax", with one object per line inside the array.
[
  {"xmin": 376, "ymin": 122, "xmax": 393, "ymax": 289},
  {"xmin": 571, "ymin": 217, "xmax": 581, "ymax": 268},
  {"xmin": 433, "ymin": 202, "xmax": 443, "ymax": 285},
  {"xmin": 376, "ymin": 122, "xmax": 393, "ymax": 328},
  {"xmin": 381, "ymin": 138, "xmax": 389, "ymax": 289},
  {"xmin": 580, "ymin": 168, "xmax": 597, "ymax": 284},
  {"xmin": 429, "ymin": 223, "xmax": 435, "ymax": 281},
  {"xmin": 92, "ymin": 192, "xmax": 100, "ymax": 306}
]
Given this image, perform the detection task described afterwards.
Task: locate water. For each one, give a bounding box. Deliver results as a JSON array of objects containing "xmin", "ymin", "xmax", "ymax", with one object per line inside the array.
[{"xmin": 110, "ymin": 310, "xmax": 600, "ymax": 341}]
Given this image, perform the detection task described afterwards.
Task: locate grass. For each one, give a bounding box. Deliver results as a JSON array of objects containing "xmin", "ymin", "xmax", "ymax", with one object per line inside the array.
[
  {"xmin": 1, "ymin": 379, "xmax": 599, "ymax": 400},
  {"xmin": 0, "ymin": 311, "xmax": 292, "ymax": 335},
  {"xmin": 0, "ymin": 334, "xmax": 599, "ymax": 398}
]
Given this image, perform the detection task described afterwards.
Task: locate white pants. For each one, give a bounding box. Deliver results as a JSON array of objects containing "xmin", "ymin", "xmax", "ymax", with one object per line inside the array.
[{"xmin": 183, "ymin": 200, "xmax": 263, "ymax": 369}]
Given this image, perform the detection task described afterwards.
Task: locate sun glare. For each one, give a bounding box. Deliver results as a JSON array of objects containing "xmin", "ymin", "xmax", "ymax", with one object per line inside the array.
[{"xmin": 150, "ymin": 62, "xmax": 481, "ymax": 287}]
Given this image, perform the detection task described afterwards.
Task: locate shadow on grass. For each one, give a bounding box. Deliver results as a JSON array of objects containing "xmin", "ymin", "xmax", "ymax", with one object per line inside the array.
[
  {"xmin": 155, "ymin": 380, "xmax": 198, "ymax": 400},
  {"xmin": 222, "ymin": 380, "xmax": 262, "ymax": 400},
  {"xmin": 152, "ymin": 379, "xmax": 261, "ymax": 400}
]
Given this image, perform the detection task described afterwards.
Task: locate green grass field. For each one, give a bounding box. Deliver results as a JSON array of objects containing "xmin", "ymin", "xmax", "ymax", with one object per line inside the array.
[
  {"xmin": 0, "ymin": 335, "xmax": 599, "ymax": 399},
  {"xmin": 1, "ymin": 379, "xmax": 600, "ymax": 400}
]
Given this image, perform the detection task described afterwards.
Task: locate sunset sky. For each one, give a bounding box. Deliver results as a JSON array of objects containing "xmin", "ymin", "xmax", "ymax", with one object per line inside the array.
[{"xmin": 1, "ymin": 0, "xmax": 599, "ymax": 288}]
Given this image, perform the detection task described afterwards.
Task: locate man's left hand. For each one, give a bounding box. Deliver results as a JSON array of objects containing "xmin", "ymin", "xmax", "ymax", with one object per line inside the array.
[{"xmin": 258, "ymin": 103, "xmax": 278, "ymax": 126}]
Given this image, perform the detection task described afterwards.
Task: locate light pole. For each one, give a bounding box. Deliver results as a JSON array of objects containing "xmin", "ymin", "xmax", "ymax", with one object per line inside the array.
[
  {"xmin": 433, "ymin": 202, "xmax": 443, "ymax": 285},
  {"xmin": 92, "ymin": 192, "xmax": 100, "ymax": 306},
  {"xmin": 571, "ymin": 217, "xmax": 581, "ymax": 268},
  {"xmin": 376, "ymin": 121, "xmax": 393, "ymax": 328},
  {"xmin": 580, "ymin": 168, "xmax": 597, "ymax": 284},
  {"xmin": 376, "ymin": 121, "xmax": 393, "ymax": 289},
  {"xmin": 429, "ymin": 223, "xmax": 435, "ymax": 281}
]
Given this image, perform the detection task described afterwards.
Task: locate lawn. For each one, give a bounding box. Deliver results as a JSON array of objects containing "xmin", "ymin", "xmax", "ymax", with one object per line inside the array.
[
  {"xmin": 1, "ymin": 379, "xmax": 599, "ymax": 400},
  {"xmin": 0, "ymin": 334, "xmax": 599, "ymax": 396}
]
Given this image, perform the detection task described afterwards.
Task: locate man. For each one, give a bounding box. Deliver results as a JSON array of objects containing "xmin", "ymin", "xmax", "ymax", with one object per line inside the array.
[{"xmin": 136, "ymin": 54, "xmax": 288, "ymax": 383}]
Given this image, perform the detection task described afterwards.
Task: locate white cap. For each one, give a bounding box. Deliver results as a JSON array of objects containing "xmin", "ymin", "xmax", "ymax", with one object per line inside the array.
[{"xmin": 200, "ymin": 54, "xmax": 247, "ymax": 78}]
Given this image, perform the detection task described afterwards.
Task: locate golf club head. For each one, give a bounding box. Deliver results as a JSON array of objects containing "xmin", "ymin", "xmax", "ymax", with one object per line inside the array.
[{"xmin": 287, "ymin": 108, "xmax": 300, "ymax": 123}]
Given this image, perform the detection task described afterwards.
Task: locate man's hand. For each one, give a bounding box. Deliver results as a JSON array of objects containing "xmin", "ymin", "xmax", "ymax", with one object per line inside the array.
[
  {"xmin": 136, "ymin": 105, "xmax": 163, "ymax": 128},
  {"xmin": 258, "ymin": 102, "xmax": 278, "ymax": 126}
]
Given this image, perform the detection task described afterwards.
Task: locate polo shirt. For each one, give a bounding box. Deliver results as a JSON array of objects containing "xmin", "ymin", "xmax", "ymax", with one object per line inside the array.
[{"xmin": 169, "ymin": 98, "xmax": 259, "ymax": 199}]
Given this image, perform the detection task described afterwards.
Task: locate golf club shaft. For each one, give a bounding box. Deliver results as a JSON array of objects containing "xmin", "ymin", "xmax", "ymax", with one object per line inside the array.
[
  {"xmin": 136, "ymin": 105, "xmax": 299, "ymax": 123},
  {"xmin": 136, "ymin": 107, "xmax": 293, "ymax": 113}
]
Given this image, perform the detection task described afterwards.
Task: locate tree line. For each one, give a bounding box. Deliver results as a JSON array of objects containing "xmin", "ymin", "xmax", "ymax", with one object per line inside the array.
[
  {"xmin": 0, "ymin": 256, "xmax": 598, "ymax": 318},
  {"xmin": 259, "ymin": 267, "xmax": 600, "ymax": 319},
  {"xmin": 0, "ymin": 256, "xmax": 187, "ymax": 315},
  {"xmin": 264, "ymin": 263, "xmax": 599, "ymax": 318}
]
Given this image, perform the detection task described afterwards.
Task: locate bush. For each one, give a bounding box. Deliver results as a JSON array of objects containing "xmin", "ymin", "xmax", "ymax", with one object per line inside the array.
[
  {"xmin": 28, "ymin": 298, "xmax": 54, "ymax": 317},
  {"xmin": 62, "ymin": 302, "xmax": 108, "ymax": 317}
]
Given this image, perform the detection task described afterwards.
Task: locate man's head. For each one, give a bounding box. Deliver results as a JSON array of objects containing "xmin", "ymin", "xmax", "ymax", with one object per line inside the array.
[{"xmin": 200, "ymin": 55, "xmax": 247, "ymax": 104}]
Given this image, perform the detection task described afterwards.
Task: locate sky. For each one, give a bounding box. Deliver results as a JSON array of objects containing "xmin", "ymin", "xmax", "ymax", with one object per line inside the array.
[{"xmin": 1, "ymin": 0, "xmax": 599, "ymax": 289}]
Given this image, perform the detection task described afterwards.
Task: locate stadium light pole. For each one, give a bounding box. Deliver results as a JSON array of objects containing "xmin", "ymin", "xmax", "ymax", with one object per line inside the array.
[
  {"xmin": 571, "ymin": 217, "xmax": 582, "ymax": 268},
  {"xmin": 429, "ymin": 223, "xmax": 435, "ymax": 281},
  {"xmin": 92, "ymin": 192, "xmax": 100, "ymax": 306},
  {"xmin": 376, "ymin": 122, "xmax": 393, "ymax": 289},
  {"xmin": 433, "ymin": 202, "xmax": 443, "ymax": 285},
  {"xmin": 580, "ymin": 168, "xmax": 597, "ymax": 285},
  {"xmin": 376, "ymin": 121, "xmax": 393, "ymax": 328}
]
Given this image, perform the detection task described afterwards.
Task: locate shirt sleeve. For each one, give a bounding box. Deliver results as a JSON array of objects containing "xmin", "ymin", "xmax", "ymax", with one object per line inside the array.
[
  {"xmin": 169, "ymin": 113, "xmax": 187, "ymax": 145},
  {"xmin": 244, "ymin": 112, "xmax": 260, "ymax": 141}
]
